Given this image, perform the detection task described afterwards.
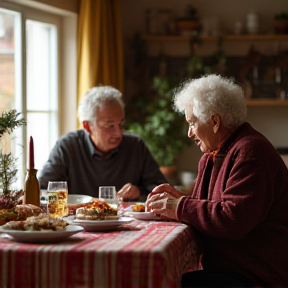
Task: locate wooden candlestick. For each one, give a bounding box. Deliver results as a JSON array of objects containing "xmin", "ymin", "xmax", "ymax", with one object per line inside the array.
[{"xmin": 24, "ymin": 135, "xmax": 40, "ymax": 206}]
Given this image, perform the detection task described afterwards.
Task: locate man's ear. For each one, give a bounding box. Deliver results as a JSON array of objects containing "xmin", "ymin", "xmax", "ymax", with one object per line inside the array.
[
  {"xmin": 211, "ymin": 114, "xmax": 221, "ymax": 133},
  {"xmin": 83, "ymin": 121, "xmax": 91, "ymax": 133}
]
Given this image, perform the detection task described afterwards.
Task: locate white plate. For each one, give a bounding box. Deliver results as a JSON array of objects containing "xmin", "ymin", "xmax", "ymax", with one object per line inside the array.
[
  {"xmin": 0, "ymin": 225, "xmax": 84, "ymax": 243},
  {"xmin": 125, "ymin": 211, "xmax": 160, "ymax": 220},
  {"xmin": 67, "ymin": 194, "xmax": 93, "ymax": 205},
  {"xmin": 72, "ymin": 217, "xmax": 133, "ymax": 231}
]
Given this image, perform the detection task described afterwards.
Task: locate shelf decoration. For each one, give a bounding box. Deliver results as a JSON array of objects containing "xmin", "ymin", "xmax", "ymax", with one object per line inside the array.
[
  {"xmin": 175, "ymin": 4, "xmax": 201, "ymax": 36},
  {"xmin": 274, "ymin": 12, "xmax": 288, "ymax": 34}
]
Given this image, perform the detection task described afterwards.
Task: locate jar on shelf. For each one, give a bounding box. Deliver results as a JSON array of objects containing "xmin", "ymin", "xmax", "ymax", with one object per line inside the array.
[{"xmin": 246, "ymin": 11, "xmax": 259, "ymax": 34}]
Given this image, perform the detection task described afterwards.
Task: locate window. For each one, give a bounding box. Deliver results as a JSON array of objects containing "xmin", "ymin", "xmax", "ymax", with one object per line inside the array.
[
  {"xmin": 0, "ymin": 2, "xmax": 77, "ymax": 191},
  {"xmin": 26, "ymin": 19, "xmax": 58, "ymax": 172}
]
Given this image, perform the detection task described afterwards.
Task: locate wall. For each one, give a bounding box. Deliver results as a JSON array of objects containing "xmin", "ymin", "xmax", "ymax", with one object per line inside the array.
[
  {"xmin": 30, "ymin": 0, "xmax": 80, "ymax": 13},
  {"xmin": 6, "ymin": 0, "xmax": 81, "ymax": 13},
  {"xmin": 121, "ymin": 0, "xmax": 288, "ymax": 175}
]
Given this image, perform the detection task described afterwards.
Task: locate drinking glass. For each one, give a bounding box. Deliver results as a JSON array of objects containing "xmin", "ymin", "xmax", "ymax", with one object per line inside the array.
[
  {"xmin": 99, "ymin": 186, "xmax": 123, "ymax": 216},
  {"xmin": 47, "ymin": 181, "xmax": 68, "ymax": 217}
]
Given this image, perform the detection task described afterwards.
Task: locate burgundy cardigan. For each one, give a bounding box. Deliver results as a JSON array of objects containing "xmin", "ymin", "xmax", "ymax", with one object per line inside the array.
[{"xmin": 179, "ymin": 122, "xmax": 288, "ymax": 287}]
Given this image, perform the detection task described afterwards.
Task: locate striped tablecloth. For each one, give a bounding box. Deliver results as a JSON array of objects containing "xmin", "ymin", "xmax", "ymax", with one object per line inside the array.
[{"xmin": 0, "ymin": 220, "xmax": 201, "ymax": 288}]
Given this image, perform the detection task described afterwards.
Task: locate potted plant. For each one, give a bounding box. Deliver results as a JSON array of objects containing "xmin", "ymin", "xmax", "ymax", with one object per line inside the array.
[
  {"xmin": 274, "ymin": 12, "xmax": 288, "ymax": 34},
  {"xmin": 126, "ymin": 76, "xmax": 191, "ymax": 183},
  {"xmin": 175, "ymin": 4, "xmax": 201, "ymax": 35}
]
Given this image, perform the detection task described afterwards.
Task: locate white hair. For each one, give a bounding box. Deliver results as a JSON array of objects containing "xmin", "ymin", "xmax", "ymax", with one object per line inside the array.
[
  {"xmin": 78, "ymin": 86, "xmax": 125, "ymax": 123},
  {"xmin": 173, "ymin": 74, "xmax": 247, "ymax": 130}
]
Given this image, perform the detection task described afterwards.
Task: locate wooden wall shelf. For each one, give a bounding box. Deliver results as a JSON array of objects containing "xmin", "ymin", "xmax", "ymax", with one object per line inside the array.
[
  {"xmin": 144, "ymin": 34, "xmax": 288, "ymax": 42},
  {"xmin": 142, "ymin": 34, "xmax": 288, "ymax": 107},
  {"xmin": 246, "ymin": 99, "xmax": 288, "ymax": 107}
]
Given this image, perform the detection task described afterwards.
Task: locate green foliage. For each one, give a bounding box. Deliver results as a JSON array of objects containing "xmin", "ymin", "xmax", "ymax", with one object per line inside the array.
[
  {"xmin": 0, "ymin": 109, "xmax": 27, "ymax": 194},
  {"xmin": 126, "ymin": 77, "xmax": 190, "ymax": 166},
  {"xmin": 274, "ymin": 13, "xmax": 288, "ymax": 20},
  {"xmin": 185, "ymin": 5, "xmax": 198, "ymax": 20},
  {"xmin": 0, "ymin": 152, "xmax": 18, "ymax": 194},
  {"xmin": 0, "ymin": 110, "xmax": 27, "ymax": 137},
  {"xmin": 187, "ymin": 35, "xmax": 226, "ymax": 77}
]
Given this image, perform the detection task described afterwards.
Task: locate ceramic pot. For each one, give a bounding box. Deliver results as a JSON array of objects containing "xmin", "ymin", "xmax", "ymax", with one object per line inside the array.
[
  {"xmin": 175, "ymin": 19, "xmax": 201, "ymax": 35},
  {"xmin": 274, "ymin": 20, "xmax": 288, "ymax": 34}
]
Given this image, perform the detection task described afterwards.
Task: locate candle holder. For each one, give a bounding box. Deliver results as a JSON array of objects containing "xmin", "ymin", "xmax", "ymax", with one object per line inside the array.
[{"xmin": 24, "ymin": 168, "xmax": 40, "ymax": 207}]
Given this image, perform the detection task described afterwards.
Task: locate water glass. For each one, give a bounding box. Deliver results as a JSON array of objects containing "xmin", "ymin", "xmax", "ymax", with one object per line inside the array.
[
  {"xmin": 99, "ymin": 186, "xmax": 116, "ymax": 200},
  {"xmin": 99, "ymin": 186, "xmax": 123, "ymax": 216},
  {"xmin": 47, "ymin": 181, "xmax": 68, "ymax": 217}
]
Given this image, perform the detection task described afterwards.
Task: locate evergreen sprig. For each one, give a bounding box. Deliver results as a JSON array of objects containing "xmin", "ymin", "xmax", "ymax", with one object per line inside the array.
[
  {"xmin": 0, "ymin": 151, "xmax": 18, "ymax": 194},
  {"xmin": 0, "ymin": 109, "xmax": 27, "ymax": 194},
  {"xmin": 0, "ymin": 109, "xmax": 27, "ymax": 137}
]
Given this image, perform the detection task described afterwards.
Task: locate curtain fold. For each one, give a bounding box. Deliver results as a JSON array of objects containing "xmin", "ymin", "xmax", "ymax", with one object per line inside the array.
[{"xmin": 77, "ymin": 0, "xmax": 124, "ymax": 111}]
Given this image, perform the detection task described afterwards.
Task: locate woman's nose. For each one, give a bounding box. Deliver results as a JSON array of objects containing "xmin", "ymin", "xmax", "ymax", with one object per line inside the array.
[{"xmin": 188, "ymin": 126, "xmax": 194, "ymax": 138}]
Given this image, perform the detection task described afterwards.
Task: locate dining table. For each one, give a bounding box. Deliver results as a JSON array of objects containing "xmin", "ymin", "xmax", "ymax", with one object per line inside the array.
[{"xmin": 0, "ymin": 217, "xmax": 202, "ymax": 288}]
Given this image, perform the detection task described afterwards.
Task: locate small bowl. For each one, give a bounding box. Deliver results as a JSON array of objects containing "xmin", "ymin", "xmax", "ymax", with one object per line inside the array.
[{"xmin": 68, "ymin": 194, "xmax": 93, "ymax": 205}]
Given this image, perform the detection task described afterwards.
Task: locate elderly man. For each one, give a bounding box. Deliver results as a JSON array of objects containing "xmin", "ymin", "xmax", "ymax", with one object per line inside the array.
[{"xmin": 39, "ymin": 86, "xmax": 166, "ymax": 201}]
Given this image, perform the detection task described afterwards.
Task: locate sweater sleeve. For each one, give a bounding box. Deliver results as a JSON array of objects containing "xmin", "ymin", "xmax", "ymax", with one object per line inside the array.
[{"xmin": 179, "ymin": 139, "xmax": 283, "ymax": 240}]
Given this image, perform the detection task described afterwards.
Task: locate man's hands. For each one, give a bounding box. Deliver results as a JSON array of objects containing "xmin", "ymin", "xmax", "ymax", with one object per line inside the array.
[
  {"xmin": 117, "ymin": 183, "xmax": 140, "ymax": 200},
  {"xmin": 146, "ymin": 184, "xmax": 186, "ymax": 221}
]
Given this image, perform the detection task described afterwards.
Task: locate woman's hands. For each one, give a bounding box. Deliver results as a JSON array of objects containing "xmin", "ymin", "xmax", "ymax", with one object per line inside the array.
[{"xmin": 146, "ymin": 184, "xmax": 186, "ymax": 220}]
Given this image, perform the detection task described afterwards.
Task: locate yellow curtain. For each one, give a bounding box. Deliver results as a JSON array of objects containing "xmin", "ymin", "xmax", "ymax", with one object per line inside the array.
[{"xmin": 77, "ymin": 0, "xmax": 124, "ymax": 109}]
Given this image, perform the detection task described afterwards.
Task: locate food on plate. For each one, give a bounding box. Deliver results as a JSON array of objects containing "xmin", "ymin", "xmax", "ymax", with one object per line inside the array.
[
  {"xmin": 68, "ymin": 202, "xmax": 90, "ymax": 216},
  {"xmin": 2, "ymin": 213, "xmax": 68, "ymax": 231},
  {"xmin": 0, "ymin": 204, "xmax": 42, "ymax": 226},
  {"xmin": 0, "ymin": 190, "xmax": 24, "ymax": 209},
  {"xmin": 132, "ymin": 204, "xmax": 145, "ymax": 212},
  {"xmin": 76, "ymin": 199, "xmax": 118, "ymax": 220},
  {"xmin": 67, "ymin": 195, "xmax": 93, "ymax": 215}
]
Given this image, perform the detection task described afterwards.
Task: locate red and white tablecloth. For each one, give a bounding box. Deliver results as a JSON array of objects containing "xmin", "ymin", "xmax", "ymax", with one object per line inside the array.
[{"xmin": 0, "ymin": 220, "xmax": 201, "ymax": 288}]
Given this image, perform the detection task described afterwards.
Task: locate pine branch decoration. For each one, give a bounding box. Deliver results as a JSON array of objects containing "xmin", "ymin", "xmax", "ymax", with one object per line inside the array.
[
  {"xmin": 0, "ymin": 110, "xmax": 27, "ymax": 137},
  {"xmin": 0, "ymin": 151, "xmax": 18, "ymax": 194},
  {"xmin": 0, "ymin": 109, "xmax": 27, "ymax": 194}
]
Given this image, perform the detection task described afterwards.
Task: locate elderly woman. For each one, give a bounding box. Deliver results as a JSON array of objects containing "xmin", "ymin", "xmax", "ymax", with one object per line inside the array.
[{"xmin": 147, "ymin": 74, "xmax": 288, "ymax": 287}]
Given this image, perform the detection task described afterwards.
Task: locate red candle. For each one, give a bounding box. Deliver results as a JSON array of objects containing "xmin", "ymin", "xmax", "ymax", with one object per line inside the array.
[{"xmin": 29, "ymin": 136, "xmax": 34, "ymax": 170}]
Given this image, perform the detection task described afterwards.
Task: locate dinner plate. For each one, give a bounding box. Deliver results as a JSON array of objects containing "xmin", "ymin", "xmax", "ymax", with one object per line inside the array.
[
  {"xmin": 72, "ymin": 217, "xmax": 133, "ymax": 231},
  {"xmin": 0, "ymin": 225, "xmax": 84, "ymax": 243},
  {"xmin": 125, "ymin": 211, "xmax": 160, "ymax": 220}
]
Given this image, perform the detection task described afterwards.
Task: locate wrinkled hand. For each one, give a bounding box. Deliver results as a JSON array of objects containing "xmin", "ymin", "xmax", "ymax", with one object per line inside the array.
[
  {"xmin": 147, "ymin": 192, "xmax": 185, "ymax": 221},
  {"xmin": 117, "ymin": 183, "xmax": 140, "ymax": 200}
]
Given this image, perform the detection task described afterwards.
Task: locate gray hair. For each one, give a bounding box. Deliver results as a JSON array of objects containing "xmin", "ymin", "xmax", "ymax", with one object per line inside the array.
[
  {"xmin": 173, "ymin": 74, "xmax": 247, "ymax": 130},
  {"xmin": 78, "ymin": 86, "xmax": 125, "ymax": 123}
]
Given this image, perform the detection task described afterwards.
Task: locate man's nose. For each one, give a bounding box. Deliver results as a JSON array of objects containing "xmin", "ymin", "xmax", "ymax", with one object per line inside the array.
[{"xmin": 113, "ymin": 125, "xmax": 123, "ymax": 135}]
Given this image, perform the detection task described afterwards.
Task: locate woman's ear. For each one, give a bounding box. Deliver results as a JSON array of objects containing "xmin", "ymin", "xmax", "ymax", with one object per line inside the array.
[
  {"xmin": 83, "ymin": 121, "xmax": 91, "ymax": 133},
  {"xmin": 211, "ymin": 114, "xmax": 221, "ymax": 133}
]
